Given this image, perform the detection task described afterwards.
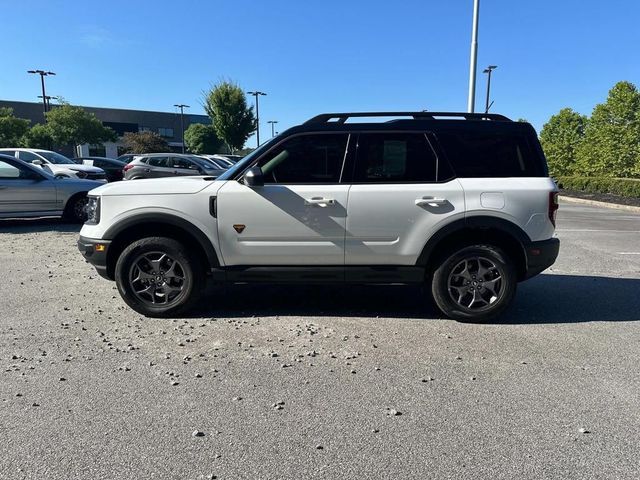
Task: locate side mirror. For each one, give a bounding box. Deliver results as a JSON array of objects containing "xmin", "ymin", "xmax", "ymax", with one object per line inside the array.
[
  {"xmin": 32, "ymin": 159, "xmax": 44, "ymax": 166},
  {"xmin": 243, "ymin": 166, "xmax": 264, "ymax": 187}
]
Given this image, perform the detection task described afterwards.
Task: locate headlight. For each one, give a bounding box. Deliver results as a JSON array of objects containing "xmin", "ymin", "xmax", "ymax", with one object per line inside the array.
[
  {"xmin": 85, "ymin": 196, "xmax": 100, "ymax": 225},
  {"xmin": 75, "ymin": 171, "xmax": 88, "ymax": 179}
]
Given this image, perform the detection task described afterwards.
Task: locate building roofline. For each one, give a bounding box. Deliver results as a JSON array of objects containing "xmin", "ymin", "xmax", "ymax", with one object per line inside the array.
[{"xmin": 0, "ymin": 99, "xmax": 209, "ymax": 118}]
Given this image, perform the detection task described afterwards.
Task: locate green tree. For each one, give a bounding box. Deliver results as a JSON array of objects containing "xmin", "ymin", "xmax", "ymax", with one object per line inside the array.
[
  {"xmin": 0, "ymin": 108, "xmax": 31, "ymax": 148},
  {"xmin": 203, "ymin": 80, "xmax": 256, "ymax": 153},
  {"xmin": 21, "ymin": 124, "xmax": 54, "ymax": 149},
  {"xmin": 45, "ymin": 103, "xmax": 117, "ymax": 146},
  {"xmin": 576, "ymin": 81, "xmax": 640, "ymax": 177},
  {"xmin": 539, "ymin": 108, "xmax": 588, "ymax": 176},
  {"xmin": 122, "ymin": 131, "xmax": 168, "ymax": 153},
  {"xmin": 183, "ymin": 123, "xmax": 223, "ymax": 154}
]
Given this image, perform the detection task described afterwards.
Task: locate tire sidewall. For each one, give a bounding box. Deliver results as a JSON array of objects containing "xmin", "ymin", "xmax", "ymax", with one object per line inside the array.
[
  {"xmin": 115, "ymin": 237, "xmax": 200, "ymax": 317},
  {"xmin": 64, "ymin": 195, "xmax": 88, "ymax": 223},
  {"xmin": 431, "ymin": 245, "xmax": 517, "ymax": 322}
]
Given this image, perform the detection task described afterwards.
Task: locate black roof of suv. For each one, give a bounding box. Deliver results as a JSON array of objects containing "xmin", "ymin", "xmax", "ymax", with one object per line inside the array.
[{"xmin": 222, "ymin": 111, "xmax": 549, "ymax": 181}]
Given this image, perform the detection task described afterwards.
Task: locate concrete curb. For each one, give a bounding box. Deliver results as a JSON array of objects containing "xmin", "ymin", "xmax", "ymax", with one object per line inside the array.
[{"xmin": 559, "ymin": 195, "xmax": 640, "ymax": 213}]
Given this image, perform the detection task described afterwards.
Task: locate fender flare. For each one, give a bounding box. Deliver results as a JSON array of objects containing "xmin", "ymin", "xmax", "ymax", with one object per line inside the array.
[
  {"xmin": 104, "ymin": 212, "xmax": 220, "ymax": 268},
  {"xmin": 416, "ymin": 216, "xmax": 531, "ymax": 267}
]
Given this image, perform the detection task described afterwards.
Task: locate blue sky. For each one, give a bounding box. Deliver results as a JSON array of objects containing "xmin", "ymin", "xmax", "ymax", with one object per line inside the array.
[{"xmin": 2, "ymin": 0, "xmax": 639, "ymax": 144}]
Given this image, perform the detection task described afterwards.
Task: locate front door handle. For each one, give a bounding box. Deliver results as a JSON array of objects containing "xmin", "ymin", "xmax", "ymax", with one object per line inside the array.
[
  {"xmin": 415, "ymin": 196, "xmax": 447, "ymax": 207},
  {"xmin": 305, "ymin": 197, "xmax": 335, "ymax": 207}
]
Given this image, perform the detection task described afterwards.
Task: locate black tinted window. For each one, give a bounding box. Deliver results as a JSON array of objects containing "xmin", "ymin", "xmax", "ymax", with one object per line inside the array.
[
  {"xmin": 171, "ymin": 157, "xmax": 195, "ymax": 169},
  {"xmin": 354, "ymin": 133, "xmax": 437, "ymax": 183},
  {"xmin": 436, "ymin": 131, "xmax": 544, "ymax": 177},
  {"xmin": 148, "ymin": 156, "xmax": 169, "ymax": 167},
  {"xmin": 258, "ymin": 134, "xmax": 348, "ymax": 184}
]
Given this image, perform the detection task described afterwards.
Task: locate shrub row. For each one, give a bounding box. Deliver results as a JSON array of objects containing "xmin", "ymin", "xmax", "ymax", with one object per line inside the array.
[{"xmin": 557, "ymin": 176, "xmax": 640, "ymax": 198}]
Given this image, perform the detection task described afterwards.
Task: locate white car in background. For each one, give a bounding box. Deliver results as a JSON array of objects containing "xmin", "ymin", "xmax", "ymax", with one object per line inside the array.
[{"xmin": 0, "ymin": 148, "xmax": 107, "ymax": 182}]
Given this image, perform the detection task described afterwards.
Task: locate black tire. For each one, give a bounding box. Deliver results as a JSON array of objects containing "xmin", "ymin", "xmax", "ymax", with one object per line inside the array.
[
  {"xmin": 62, "ymin": 194, "xmax": 88, "ymax": 223},
  {"xmin": 114, "ymin": 237, "xmax": 204, "ymax": 317},
  {"xmin": 430, "ymin": 244, "xmax": 517, "ymax": 322}
]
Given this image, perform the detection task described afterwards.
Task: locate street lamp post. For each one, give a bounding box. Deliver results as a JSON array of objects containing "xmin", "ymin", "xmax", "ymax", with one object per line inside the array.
[
  {"xmin": 267, "ymin": 120, "xmax": 279, "ymax": 138},
  {"xmin": 467, "ymin": 0, "xmax": 480, "ymax": 113},
  {"xmin": 38, "ymin": 95, "xmax": 59, "ymax": 111},
  {"xmin": 483, "ymin": 65, "xmax": 497, "ymax": 114},
  {"xmin": 174, "ymin": 104, "xmax": 190, "ymax": 153},
  {"xmin": 247, "ymin": 91, "xmax": 267, "ymax": 147},
  {"xmin": 28, "ymin": 70, "xmax": 56, "ymax": 120}
]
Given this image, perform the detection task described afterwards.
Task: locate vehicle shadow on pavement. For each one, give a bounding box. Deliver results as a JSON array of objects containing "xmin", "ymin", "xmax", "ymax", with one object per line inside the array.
[
  {"xmin": 193, "ymin": 284, "xmax": 439, "ymax": 320},
  {"xmin": 501, "ymin": 274, "xmax": 640, "ymax": 324},
  {"xmin": 0, "ymin": 218, "xmax": 81, "ymax": 234},
  {"xmin": 192, "ymin": 274, "xmax": 640, "ymax": 323}
]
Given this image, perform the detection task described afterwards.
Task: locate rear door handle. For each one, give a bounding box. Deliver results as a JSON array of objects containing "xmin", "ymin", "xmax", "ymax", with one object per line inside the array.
[
  {"xmin": 415, "ymin": 196, "xmax": 447, "ymax": 206},
  {"xmin": 305, "ymin": 197, "xmax": 335, "ymax": 207}
]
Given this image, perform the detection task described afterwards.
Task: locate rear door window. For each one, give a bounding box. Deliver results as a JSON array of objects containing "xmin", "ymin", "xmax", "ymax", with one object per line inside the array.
[
  {"xmin": 0, "ymin": 159, "xmax": 21, "ymax": 178},
  {"xmin": 147, "ymin": 156, "xmax": 169, "ymax": 167},
  {"xmin": 353, "ymin": 133, "xmax": 437, "ymax": 183},
  {"xmin": 436, "ymin": 131, "xmax": 544, "ymax": 177}
]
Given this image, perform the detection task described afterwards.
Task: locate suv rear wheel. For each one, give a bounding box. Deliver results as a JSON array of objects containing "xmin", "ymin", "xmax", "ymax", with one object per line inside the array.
[
  {"xmin": 431, "ymin": 244, "xmax": 516, "ymax": 322},
  {"xmin": 114, "ymin": 237, "xmax": 203, "ymax": 317}
]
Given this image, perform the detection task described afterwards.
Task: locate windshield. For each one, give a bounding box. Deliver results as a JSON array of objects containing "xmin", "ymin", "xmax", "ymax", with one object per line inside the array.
[
  {"xmin": 216, "ymin": 136, "xmax": 281, "ymax": 180},
  {"xmin": 39, "ymin": 151, "xmax": 77, "ymax": 165}
]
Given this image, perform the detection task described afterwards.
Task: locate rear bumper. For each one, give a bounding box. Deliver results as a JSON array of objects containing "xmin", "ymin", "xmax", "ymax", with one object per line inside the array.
[
  {"xmin": 523, "ymin": 237, "xmax": 560, "ymax": 279},
  {"xmin": 77, "ymin": 236, "xmax": 112, "ymax": 280}
]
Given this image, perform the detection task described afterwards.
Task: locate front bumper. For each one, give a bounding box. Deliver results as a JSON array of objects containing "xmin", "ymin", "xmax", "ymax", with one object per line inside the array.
[
  {"xmin": 523, "ymin": 237, "xmax": 560, "ymax": 279},
  {"xmin": 77, "ymin": 236, "xmax": 112, "ymax": 280}
]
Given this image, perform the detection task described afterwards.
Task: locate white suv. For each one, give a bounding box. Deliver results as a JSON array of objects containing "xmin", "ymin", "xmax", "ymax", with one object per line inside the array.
[
  {"xmin": 77, "ymin": 112, "xmax": 559, "ymax": 322},
  {"xmin": 0, "ymin": 148, "xmax": 107, "ymax": 181}
]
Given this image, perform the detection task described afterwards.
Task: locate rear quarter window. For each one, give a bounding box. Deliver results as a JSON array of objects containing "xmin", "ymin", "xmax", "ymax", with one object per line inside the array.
[{"xmin": 436, "ymin": 130, "xmax": 545, "ymax": 177}]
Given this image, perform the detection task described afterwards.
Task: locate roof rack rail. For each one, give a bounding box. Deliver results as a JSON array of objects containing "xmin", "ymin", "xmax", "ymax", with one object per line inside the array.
[{"xmin": 304, "ymin": 111, "xmax": 511, "ymax": 124}]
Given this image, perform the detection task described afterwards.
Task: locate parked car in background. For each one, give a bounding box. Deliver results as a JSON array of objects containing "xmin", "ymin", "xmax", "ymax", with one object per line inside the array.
[
  {"xmin": 0, "ymin": 154, "xmax": 103, "ymax": 222},
  {"xmin": 216, "ymin": 154, "xmax": 242, "ymax": 163},
  {"xmin": 198, "ymin": 154, "xmax": 232, "ymax": 169},
  {"xmin": 116, "ymin": 154, "xmax": 137, "ymax": 164},
  {"xmin": 0, "ymin": 148, "xmax": 107, "ymax": 182},
  {"xmin": 75, "ymin": 156, "xmax": 126, "ymax": 182},
  {"xmin": 123, "ymin": 153, "xmax": 226, "ymax": 180}
]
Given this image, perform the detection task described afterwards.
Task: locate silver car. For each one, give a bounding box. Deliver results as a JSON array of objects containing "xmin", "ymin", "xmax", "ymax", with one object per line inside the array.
[
  {"xmin": 0, "ymin": 154, "xmax": 103, "ymax": 222},
  {"xmin": 123, "ymin": 153, "xmax": 225, "ymax": 180}
]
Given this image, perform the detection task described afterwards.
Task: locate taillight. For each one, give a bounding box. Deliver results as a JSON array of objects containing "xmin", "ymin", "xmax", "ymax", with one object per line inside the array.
[
  {"xmin": 123, "ymin": 164, "xmax": 134, "ymax": 172},
  {"xmin": 548, "ymin": 191, "xmax": 559, "ymax": 227}
]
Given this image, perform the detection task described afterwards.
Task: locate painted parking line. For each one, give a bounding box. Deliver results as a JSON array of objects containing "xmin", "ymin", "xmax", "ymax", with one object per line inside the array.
[{"xmin": 617, "ymin": 252, "xmax": 640, "ymax": 255}]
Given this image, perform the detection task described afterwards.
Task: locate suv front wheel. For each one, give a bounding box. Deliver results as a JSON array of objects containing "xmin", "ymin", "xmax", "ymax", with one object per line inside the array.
[
  {"xmin": 431, "ymin": 244, "xmax": 516, "ymax": 322},
  {"xmin": 114, "ymin": 237, "xmax": 203, "ymax": 317}
]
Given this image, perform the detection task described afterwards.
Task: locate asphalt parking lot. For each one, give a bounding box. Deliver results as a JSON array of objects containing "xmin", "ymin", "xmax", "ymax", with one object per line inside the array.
[{"xmin": 1, "ymin": 200, "xmax": 639, "ymax": 480}]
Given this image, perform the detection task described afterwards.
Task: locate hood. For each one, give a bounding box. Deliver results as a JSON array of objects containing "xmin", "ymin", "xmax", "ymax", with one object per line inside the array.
[
  {"xmin": 92, "ymin": 176, "xmax": 224, "ymax": 196},
  {"xmin": 66, "ymin": 164, "xmax": 104, "ymax": 174}
]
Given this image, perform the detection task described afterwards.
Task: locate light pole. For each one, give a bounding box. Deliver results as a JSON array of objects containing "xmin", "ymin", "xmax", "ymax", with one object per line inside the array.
[
  {"xmin": 267, "ymin": 120, "xmax": 278, "ymax": 138},
  {"xmin": 174, "ymin": 104, "xmax": 190, "ymax": 153},
  {"xmin": 28, "ymin": 69, "xmax": 56, "ymax": 120},
  {"xmin": 247, "ymin": 91, "xmax": 266, "ymax": 147},
  {"xmin": 38, "ymin": 95, "xmax": 59, "ymax": 111},
  {"xmin": 467, "ymin": 0, "xmax": 480, "ymax": 113},
  {"xmin": 483, "ymin": 65, "xmax": 497, "ymax": 114}
]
